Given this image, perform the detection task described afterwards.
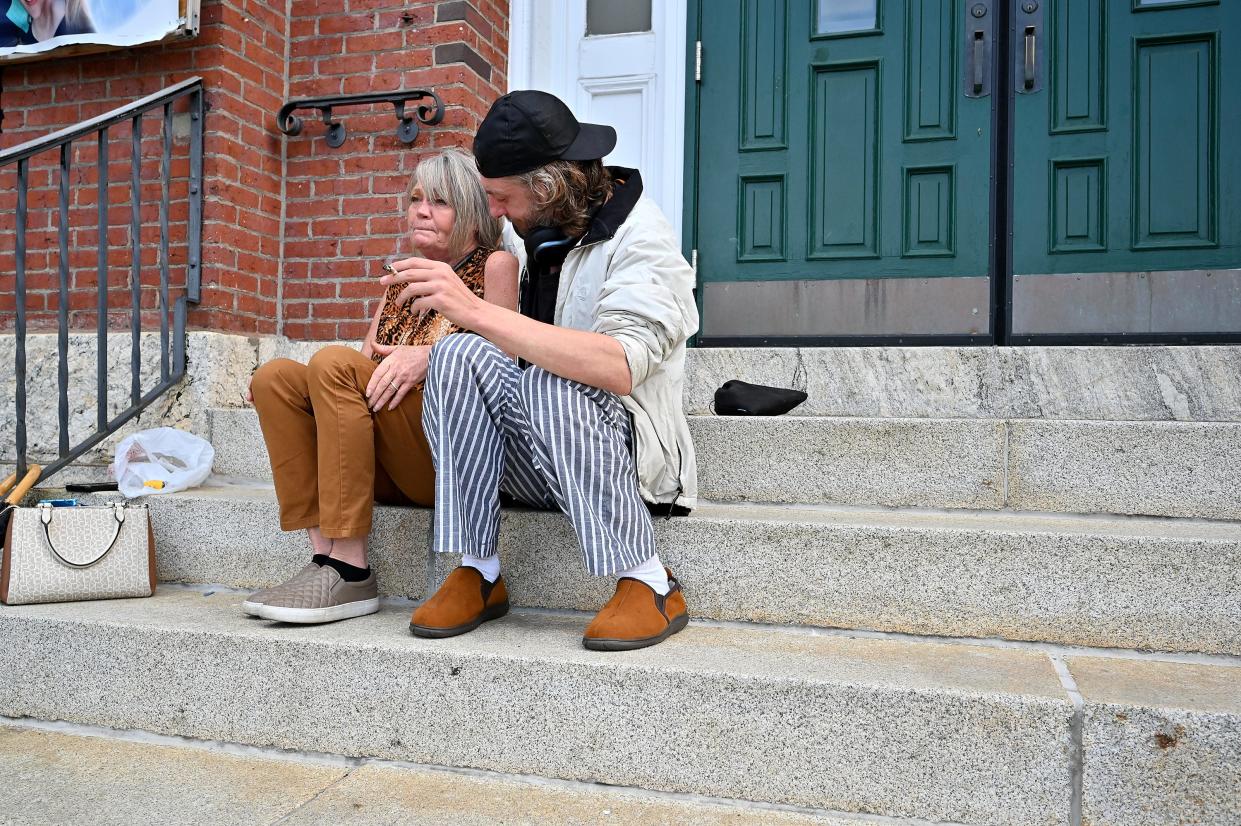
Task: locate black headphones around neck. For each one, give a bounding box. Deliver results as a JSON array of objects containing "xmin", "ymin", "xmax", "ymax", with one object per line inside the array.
[{"xmin": 524, "ymin": 226, "xmax": 578, "ymax": 266}]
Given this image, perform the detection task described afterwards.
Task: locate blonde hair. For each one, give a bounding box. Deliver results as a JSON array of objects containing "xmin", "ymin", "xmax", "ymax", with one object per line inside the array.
[
  {"xmin": 408, "ymin": 147, "xmax": 501, "ymax": 256},
  {"xmin": 514, "ymin": 159, "xmax": 614, "ymax": 239},
  {"xmin": 65, "ymin": 0, "xmax": 95, "ymax": 32}
]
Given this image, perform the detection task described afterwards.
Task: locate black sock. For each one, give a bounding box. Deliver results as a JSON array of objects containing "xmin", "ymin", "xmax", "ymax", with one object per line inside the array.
[{"xmin": 315, "ymin": 555, "xmax": 370, "ymax": 582}]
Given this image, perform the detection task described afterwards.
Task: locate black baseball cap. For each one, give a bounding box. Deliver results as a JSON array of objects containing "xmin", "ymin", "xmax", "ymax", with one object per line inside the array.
[{"xmin": 472, "ymin": 90, "xmax": 617, "ymax": 178}]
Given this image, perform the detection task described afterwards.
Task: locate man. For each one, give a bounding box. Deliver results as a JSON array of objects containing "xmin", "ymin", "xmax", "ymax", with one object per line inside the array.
[{"xmin": 382, "ymin": 90, "xmax": 697, "ymax": 651}]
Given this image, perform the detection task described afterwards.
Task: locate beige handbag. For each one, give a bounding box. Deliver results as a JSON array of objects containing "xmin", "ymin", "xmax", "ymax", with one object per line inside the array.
[{"xmin": 1, "ymin": 500, "xmax": 156, "ymax": 606}]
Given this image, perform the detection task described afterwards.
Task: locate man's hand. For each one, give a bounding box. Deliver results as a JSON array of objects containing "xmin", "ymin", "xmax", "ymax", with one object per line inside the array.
[
  {"xmin": 365, "ymin": 343, "xmax": 430, "ymax": 411},
  {"xmin": 380, "ymin": 257, "xmax": 483, "ymax": 329},
  {"xmin": 379, "ymin": 257, "xmax": 635, "ymax": 396}
]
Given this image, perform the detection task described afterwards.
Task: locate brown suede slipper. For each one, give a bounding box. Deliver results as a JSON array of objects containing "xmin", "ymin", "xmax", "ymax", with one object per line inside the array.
[
  {"xmin": 410, "ymin": 566, "xmax": 510, "ymax": 638},
  {"xmin": 582, "ymin": 570, "xmax": 689, "ymax": 651}
]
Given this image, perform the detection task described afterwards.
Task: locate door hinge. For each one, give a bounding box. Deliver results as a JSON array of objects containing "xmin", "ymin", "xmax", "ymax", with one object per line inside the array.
[
  {"xmin": 691, "ymin": 249, "xmax": 698, "ymax": 271},
  {"xmin": 695, "ymin": 41, "xmax": 702, "ymax": 82}
]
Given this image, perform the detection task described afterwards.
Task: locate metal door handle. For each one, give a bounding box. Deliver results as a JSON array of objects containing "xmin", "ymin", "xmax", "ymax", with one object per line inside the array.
[
  {"xmin": 973, "ymin": 31, "xmax": 985, "ymax": 94},
  {"xmin": 1024, "ymin": 26, "xmax": 1036, "ymax": 89},
  {"xmin": 963, "ymin": 0, "xmax": 991, "ymax": 99}
]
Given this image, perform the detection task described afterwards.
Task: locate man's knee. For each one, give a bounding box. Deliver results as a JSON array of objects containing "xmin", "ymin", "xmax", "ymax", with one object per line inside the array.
[
  {"xmin": 516, "ymin": 366, "xmax": 575, "ymax": 418},
  {"xmin": 518, "ymin": 368, "xmax": 621, "ymax": 436}
]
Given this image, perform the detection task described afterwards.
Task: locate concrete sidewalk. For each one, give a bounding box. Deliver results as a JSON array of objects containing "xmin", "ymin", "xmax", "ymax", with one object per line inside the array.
[{"xmin": 0, "ymin": 723, "xmax": 876, "ymax": 825}]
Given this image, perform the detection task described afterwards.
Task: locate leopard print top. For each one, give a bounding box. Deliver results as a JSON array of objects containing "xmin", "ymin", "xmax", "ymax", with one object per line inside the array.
[{"xmin": 371, "ymin": 246, "xmax": 492, "ymax": 362}]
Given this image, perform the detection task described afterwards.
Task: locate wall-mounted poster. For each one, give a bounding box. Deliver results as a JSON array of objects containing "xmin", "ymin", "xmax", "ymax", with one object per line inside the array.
[{"xmin": 0, "ymin": 0, "xmax": 199, "ymax": 63}]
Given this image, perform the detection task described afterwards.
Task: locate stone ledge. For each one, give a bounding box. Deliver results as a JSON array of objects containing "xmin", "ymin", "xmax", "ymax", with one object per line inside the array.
[
  {"xmin": 0, "ymin": 332, "xmax": 258, "ymax": 467},
  {"xmin": 685, "ymin": 345, "xmax": 1241, "ymax": 421},
  {"xmin": 0, "ymin": 591, "xmax": 1073, "ymax": 824},
  {"xmin": 65, "ymin": 481, "xmax": 1241, "ymax": 654},
  {"xmin": 693, "ymin": 415, "xmax": 1007, "ymax": 509},
  {"xmin": 211, "ymin": 403, "xmax": 1241, "ymax": 519},
  {"xmin": 212, "ymin": 407, "xmax": 1012, "ymax": 510},
  {"xmin": 1068, "ymin": 656, "xmax": 1241, "ymax": 826},
  {"xmin": 1009, "ymin": 420, "xmax": 1241, "ymax": 520}
]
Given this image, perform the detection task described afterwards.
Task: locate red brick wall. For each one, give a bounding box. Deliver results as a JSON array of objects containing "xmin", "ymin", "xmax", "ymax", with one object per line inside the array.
[
  {"xmin": 0, "ymin": 116, "xmax": 195, "ymax": 331},
  {"xmin": 281, "ymin": 0, "xmax": 508, "ymax": 340},
  {"xmin": 0, "ymin": 0, "xmax": 290, "ymax": 335},
  {"xmin": 0, "ymin": 0, "xmax": 509, "ymax": 340}
]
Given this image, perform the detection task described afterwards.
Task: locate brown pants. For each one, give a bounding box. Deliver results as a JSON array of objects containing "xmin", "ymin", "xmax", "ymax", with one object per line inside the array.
[{"xmin": 249, "ymin": 345, "xmax": 434, "ymax": 538}]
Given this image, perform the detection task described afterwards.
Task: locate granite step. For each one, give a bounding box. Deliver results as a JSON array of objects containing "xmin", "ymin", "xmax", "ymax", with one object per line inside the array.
[
  {"xmin": 11, "ymin": 340, "xmax": 1241, "ymax": 472},
  {"xmin": 682, "ymin": 345, "xmax": 1241, "ymax": 420},
  {"xmin": 210, "ymin": 407, "xmax": 1241, "ymax": 519},
  {"xmin": 251, "ymin": 339, "xmax": 1241, "ymax": 421},
  {"xmin": 0, "ymin": 591, "xmax": 1071, "ymax": 824},
  {"xmin": 696, "ymin": 415, "xmax": 1241, "ymax": 519},
  {"xmin": 0, "ymin": 724, "xmax": 875, "ymax": 826},
  {"xmin": 1, "ymin": 591, "xmax": 1237, "ymax": 826},
  {"xmin": 64, "ymin": 480, "xmax": 1241, "ymax": 655}
]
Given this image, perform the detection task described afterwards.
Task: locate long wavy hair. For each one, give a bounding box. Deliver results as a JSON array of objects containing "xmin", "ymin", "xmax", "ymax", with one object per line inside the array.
[
  {"xmin": 514, "ymin": 159, "xmax": 613, "ymax": 238},
  {"xmin": 409, "ymin": 147, "xmax": 503, "ymax": 256},
  {"xmin": 65, "ymin": 0, "xmax": 95, "ymax": 33}
]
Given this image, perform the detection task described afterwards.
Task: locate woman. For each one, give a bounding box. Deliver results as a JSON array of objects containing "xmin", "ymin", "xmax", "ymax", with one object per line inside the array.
[
  {"xmin": 243, "ymin": 147, "xmax": 518, "ymax": 624},
  {"xmin": 0, "ymin": 0, "xmax": 94, "ymax": 46}
]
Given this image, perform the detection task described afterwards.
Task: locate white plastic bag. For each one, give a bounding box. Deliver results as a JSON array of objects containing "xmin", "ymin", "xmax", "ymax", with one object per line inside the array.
[{"xmin": 111, "ymin": 427, "xmax": 215, "ymax": 498}]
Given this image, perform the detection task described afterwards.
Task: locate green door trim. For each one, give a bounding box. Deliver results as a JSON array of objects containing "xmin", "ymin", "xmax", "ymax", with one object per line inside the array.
[{"xmin": 683, "ymin": 0, "xmax": 702, "ymax": 346}]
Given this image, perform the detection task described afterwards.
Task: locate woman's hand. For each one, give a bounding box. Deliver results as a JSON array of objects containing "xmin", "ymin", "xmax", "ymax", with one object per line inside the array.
[
  {"xmin": 365, "ymin": 344, "xmax": 430, "ymax": 411},
  {"xmin": 380, "ymin": 257, "xmax": 484, "ymax": 329}
]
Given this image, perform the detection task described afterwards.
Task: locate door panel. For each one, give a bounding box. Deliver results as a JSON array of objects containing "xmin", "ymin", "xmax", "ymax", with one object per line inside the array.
[
  {"xmin": 695, "ymin": 0, "xmax": 995, "ymax": 341},
  {"xmin": 1010, "ymin": 0, "xmax": 1241, "ymax": 338},
  {"xmin": 810, "ymin": 62, "xmax": 879, "ymax": 259},
  {"xmin": 905, "ymin": 1, "xmax": 956, "ymax": 142}
]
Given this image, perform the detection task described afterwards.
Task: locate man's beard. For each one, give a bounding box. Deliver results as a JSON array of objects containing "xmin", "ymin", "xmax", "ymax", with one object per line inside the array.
[{"xmin": 510, "ymin": 203, "xmax": 561, "ymax": 239}]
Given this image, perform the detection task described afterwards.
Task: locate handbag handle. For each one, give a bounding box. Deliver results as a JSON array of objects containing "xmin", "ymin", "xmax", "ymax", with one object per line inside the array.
[{"xmin": 38, "ymin": 502, "xmax": 127, "ymax": 569}]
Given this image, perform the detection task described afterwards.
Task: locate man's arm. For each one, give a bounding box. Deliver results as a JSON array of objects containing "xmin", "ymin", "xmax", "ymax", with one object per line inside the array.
[
  {"xmin": 466, "ymin": 302, "xmax": 633, "ymax": 395},
  {"xmin": 381, "ymin": 257, "xmax": 634, "ymax": 394}
]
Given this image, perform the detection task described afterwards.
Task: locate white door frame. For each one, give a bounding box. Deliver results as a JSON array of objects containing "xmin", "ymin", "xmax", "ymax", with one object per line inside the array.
[{"xmin": 506, "ymin": 0, "xmax": 688, "ymax": 238}]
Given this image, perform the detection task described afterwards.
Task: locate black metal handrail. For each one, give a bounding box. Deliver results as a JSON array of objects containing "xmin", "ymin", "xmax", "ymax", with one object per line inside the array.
[
  {"xmin": 277, "ymin": 89, "xmax": 444, "ymax": 148},
  {"xmin": 1, "ymin": 77, "xmax": 204, "ymax": 485}
]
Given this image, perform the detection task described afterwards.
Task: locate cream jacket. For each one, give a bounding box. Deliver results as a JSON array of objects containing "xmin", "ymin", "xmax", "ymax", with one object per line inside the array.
[{"xmin": 503, "ymin": 195, "xmax": 699, "ymax": 509}]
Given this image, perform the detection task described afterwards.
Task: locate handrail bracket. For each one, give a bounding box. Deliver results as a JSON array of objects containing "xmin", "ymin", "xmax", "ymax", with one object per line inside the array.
[{"xmin": 277, "ymin": 90, "xmax": 445, "ymax": 149}]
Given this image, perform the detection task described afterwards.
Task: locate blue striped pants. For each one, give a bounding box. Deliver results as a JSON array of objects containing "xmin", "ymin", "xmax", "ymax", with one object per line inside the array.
[{"xmin": 422, "ymin": 333, "xmax": 657, "ymax": 576}]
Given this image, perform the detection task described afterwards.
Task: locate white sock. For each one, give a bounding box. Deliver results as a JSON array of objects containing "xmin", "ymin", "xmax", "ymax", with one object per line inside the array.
[
  {"xmin": 618, "ymin": 554, "xmax": 669, "ymax": 595},
  {"xmin": 461, "ymin": 553, "xmax": 501, "ymax": 583}
]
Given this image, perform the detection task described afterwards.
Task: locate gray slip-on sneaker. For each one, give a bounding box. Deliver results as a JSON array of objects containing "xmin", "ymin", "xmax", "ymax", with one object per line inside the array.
[
  {"xmin": 241, "ymin": 561, "xmax": 321, "ymax": 616},
  {"xmin": 256, "ymin": 564, "xmax": 379, "ymax": 624}
]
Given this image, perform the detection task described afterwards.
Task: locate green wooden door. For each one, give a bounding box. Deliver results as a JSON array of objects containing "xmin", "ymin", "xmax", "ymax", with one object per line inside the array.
[
  {"xmin": 694, "ymin": 0, "xmax": 995, "ymax": 343},
  {"xmin": 1010, "ymin": 0, "xmax": 1241, "ymax": 339},
  {"xmin": 690, "ymin": 0, "xmax": 1241, "ymax": 343}
]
